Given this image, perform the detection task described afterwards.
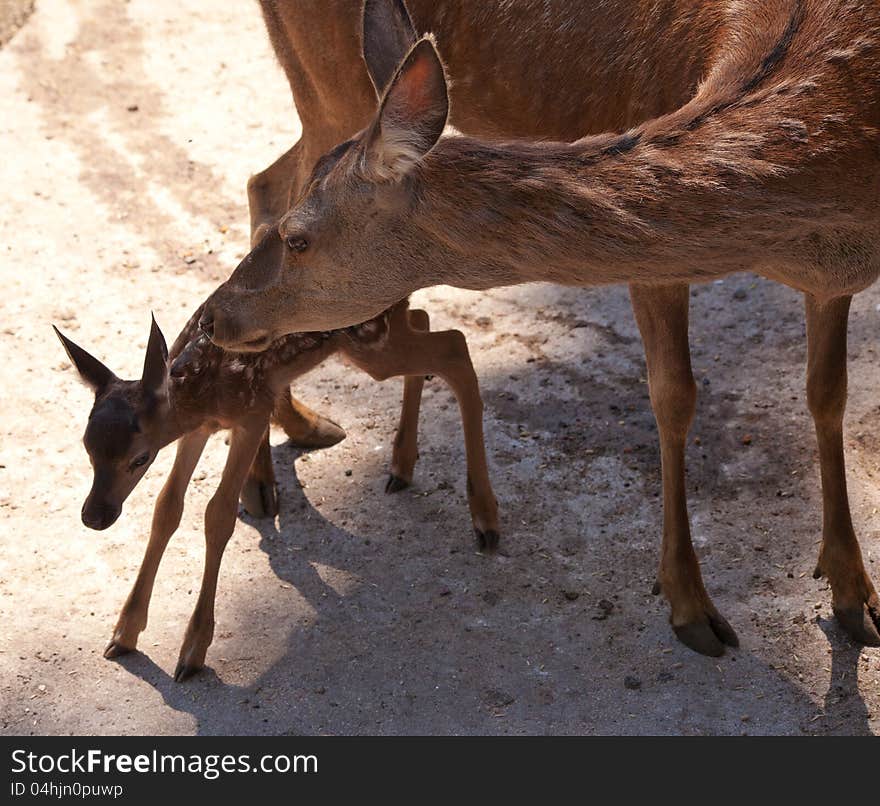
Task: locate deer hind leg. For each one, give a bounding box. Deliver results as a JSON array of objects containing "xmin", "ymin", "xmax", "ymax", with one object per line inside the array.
[
  {"xmin": 806, "ymin": 294, "xmax": 880, "ymax": 645},
  {"xmin": 345, "ymin": 318, "xmax": 499, "ymax": 551},
  {"xmin": 630, "ymin": 283, "xmax": 738, "ymax": 656},
  {"xmin": 272, "ymin": 387, "xmax": 346, "ymax": 450},
  {"xmin": 174, "ymin": 417, "xmax": 267, "ymax": 681},
  {"xmin": 240, "ymin": 425, "xmax": 278, "ymax": 519},
  {"xmin": 105, "ymin": 429, "xmax": 210, "ymax": 659},
  {"xmin": 386, "ymin": 308, "xmax": 429, "ymax": 493}
]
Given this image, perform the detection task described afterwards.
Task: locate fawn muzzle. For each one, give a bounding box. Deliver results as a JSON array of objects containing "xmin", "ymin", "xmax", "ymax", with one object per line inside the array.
[{"xmin": 81, "ymin": 495, "xmax": 122, "ymax": 531}]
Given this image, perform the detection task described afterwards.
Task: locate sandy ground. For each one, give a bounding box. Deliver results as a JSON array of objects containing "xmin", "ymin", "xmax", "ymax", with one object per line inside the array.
[{"xmin": 1, "ymin": 0, "xmax": 879, "ymax": 737}]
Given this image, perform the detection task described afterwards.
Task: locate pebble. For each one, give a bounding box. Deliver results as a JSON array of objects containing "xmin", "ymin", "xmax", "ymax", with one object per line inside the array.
[
  {"xmin": 624, "ymin": 676, "xmax": 642, "ymax": 690},
  {"xmin": 592, "ymin": 599, "xmax": 615, "ymax": 620}
]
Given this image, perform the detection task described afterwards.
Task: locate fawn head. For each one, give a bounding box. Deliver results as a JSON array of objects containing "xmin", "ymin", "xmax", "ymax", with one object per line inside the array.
[
  {"xmin": 200, "ymin": 0, "xmax": 449, "ymax": 349},
  {"xmin": 55, "ymin": 317, "xmax": 171, "ymax": 530}
]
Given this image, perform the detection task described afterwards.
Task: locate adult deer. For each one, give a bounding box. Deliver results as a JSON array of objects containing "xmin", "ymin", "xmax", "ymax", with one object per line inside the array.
[
  {"xmin": 56, "ymin": 300, "xmax": 497, "ymax": 680},
  {"xmin": 202, "ymin": 0, "xmax": 880, "ymax": 653}
]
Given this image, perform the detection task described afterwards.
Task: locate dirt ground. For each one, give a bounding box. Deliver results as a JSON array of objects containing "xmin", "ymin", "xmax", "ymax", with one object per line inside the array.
[{"xmin": 1, "ymin": 0, "xmax": 878, "ymax": 737}]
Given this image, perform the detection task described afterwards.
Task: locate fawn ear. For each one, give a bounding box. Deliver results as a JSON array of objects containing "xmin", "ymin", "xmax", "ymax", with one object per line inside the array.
[
  {"xmin": 141, "ymin": 314, "xmax": 169, "ymax": 395},
  {"xmin": 362, "ymin": 0, "xmax": 418, "ymax": 95},
  {"xmin": 364, "ymin": 36, "xmax": 449, "ymax": 182},
  {"xmin": 53, "ymin": 326, "xmax": 116, "ymax": 394}
]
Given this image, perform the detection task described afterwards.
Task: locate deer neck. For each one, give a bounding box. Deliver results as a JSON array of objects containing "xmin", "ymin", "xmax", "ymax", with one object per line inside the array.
[
  {"xmin": 411, "ymin": 125, "xmax": 808, "ymax": 291},
  {"xmin": 408, "ymin": 0, "xmax": 877, "ymax": 294}
]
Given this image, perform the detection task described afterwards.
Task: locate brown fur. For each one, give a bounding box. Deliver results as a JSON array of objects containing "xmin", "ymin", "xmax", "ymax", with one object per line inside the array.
[
  {"xmin": 56, "ymin": 298, "xmax": 498, "ymax": 680},
  {"xmin": 203, "ymin": 0, "xmax": 880, "ymax": 654}
]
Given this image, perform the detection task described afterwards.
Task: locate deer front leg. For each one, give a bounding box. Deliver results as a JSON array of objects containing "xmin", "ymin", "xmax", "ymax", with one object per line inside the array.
[
  {"xmin": 347, "ymin": 323, "xmax": 499, "ymax": 551},
  {"xmin": 630, "ymin": 283, "xmax": 738, "ymax": 656},
  {"xmin": 272, "ymin": 386, "xmax": 347, "ymax": 449},
  {"xmin": 386, "ymin": 308, "xmax": 429, "ymax": 493},
  {"xmin": 249, "ymin": 146, "xmax": 346, "ymax": 451},
  {"xmin": 240, "ymin": 426, "xmax": 278, "ymax": 519},
  {"xmin": 105, "ymin": 430, "xmax": 210, "ymax": 658},
  {"xmin": 806, "ymin": 294, "xmax": 880, "ymax": 645},
  {"xmin": 174, "ymin": 419, "xmax": 266, "ymax": 681}
]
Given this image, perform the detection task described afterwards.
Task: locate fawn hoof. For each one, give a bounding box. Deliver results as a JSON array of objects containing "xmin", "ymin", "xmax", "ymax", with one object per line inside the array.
[
  {"xmin": 385, "ymin": 474, "xmax": 410, "ymax": 494},
  {"xmin": 475, "ymin": 528, "xmax": 500, "ymax": 553},
  {"xmin": 833, "ymin": 605, "xmax": 880, "ymax": 646},
  {"xmin": 240, "ymin": 478, "xmax": 278, "ymax": 519},
  {"xmin": 103, "ymin": 639, "xmax": 135, "ymax": 659},
  {"xmin": 673, "ymin": 612, "xmax": 739, "ymax": 657},
  {"xmin": 173, "ymin": 660, "xmax": 204, "ymax": 683},
  {"xmin": 290, "ymin": 416, "xmax": 346, "ymax": 450}
]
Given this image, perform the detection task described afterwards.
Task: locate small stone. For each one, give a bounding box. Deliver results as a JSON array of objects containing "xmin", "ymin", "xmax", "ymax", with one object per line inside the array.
[
  {"xmin": 484, "ymin": 689, "xmax": 515, "ymax": 708},
  {"xmin": 126, "ymin": 104, "xmax": 139, "ymax": 112},
  {"xmin": 742, "ymin": 434, "xmax": 753, "ymax": 445},
  {"xmin": 562, "ymin": 590, "xmax": 580, "ymax": 602},
  {"xmin": 624, "ymin": 676, "xmax": 642, "ymax": 690},
  {"xmin": 344, "ymin": 469, "xmax": 352, "ymax": 477},
  {"xmin": 592, "ymin": 599, "xmax": 615, "ymax": 620}
]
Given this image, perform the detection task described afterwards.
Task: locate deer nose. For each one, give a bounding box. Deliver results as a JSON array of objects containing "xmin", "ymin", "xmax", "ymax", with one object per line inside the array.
[
  {"xmin": 81, "ymin": 500, "xmax": 121, "ymax": 531},
  {"xmin": 198, "ymin": 312, "xmax": 215, "ymax": 338}
]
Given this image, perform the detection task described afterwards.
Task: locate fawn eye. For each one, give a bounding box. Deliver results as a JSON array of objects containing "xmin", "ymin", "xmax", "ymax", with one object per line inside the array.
[
  {"xmin": 129, "ymin": 453, "xmax": 150, "ymax": 471},
  {"xmin": 286, "ymin": 236, "xmax": 309, "ymax": 253}
]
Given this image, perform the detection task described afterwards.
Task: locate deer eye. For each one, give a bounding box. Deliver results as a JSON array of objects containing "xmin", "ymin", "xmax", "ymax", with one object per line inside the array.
[
  {"xmin": 286, "ymin": 236, "xmax": 309, "ymax": 253},
  {"xmin": 129, "ymin": 453, "xmax": 150, "ymax": 472}
]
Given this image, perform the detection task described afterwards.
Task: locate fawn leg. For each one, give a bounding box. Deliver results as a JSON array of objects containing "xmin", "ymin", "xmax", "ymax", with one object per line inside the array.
[
  {"xmin": 105, "ymin": 430, "xmax": 210, "ymax": 658},
  {"xmin": 347, "ymin": 322, "xmax": 499, "ymax": 550},
  {"xmin": 240, "ymin": 425, "xmax": 278, "ymax": 519},
  {"xmin": 631, "ymin": 283, "xmax": 738, "ymax": 656},
  {"xmin": 174, "ymin": 418, "xmax": 266, "ymax": 681},
  {"xmin": 806, "ymin": 294, "xmax": 880, "ymax": 645},
  {"xmin": 272, "ymin": 387, "xmax": 347, "ymax": 449},
  {"xmin": 386, "ymin": 308, "xmax": 429, "ymax": 493}
]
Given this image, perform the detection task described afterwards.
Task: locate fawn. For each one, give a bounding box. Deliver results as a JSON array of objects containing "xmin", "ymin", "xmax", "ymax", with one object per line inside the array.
[
  {"xmin": 201, "ymin": 0, "xmax": 880, "ymax": 653},
  {"xmin": 56, "ymin": 299, "xmax": 497, "ymax": 680}
]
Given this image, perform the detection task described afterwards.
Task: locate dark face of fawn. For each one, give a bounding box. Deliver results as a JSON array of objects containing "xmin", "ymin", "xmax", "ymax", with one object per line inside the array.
[
  {"xmin": 201, "ymin": 38, "xmax": 450, "ymax": 350},
  {"xmin": 55, "ymin": 319, "xmax": 171, "ymax": 530}
]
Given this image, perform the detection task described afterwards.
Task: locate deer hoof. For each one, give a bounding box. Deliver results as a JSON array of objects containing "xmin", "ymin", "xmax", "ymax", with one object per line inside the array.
[
  {"xmin": 833, "ymin": 605, "xmax": 880, "ymax": 646},
  {"xmin": 475, "ymin": 528, "xmax": 500, "ymax": 553},
  {"xmin": 673, "ymin": 612, "xmax": 739, "ymax": 657},
  {"xmin": 290, "ymin": 416, "xmax": 347, "ymax": 450},
  {"xmin": 240, "ymin": 478, "xmax": 278, "ymax": 519},
  {"xmin": 385, "ymin": 474, "xmax": 410, "ymax": 494},
  {"xmin": 103, "ymin": 639, "xmax": 135, "ymax": 659},
  {"xmin": 173, "ymin": 660, "xmax": 204, "ymax": 683}
]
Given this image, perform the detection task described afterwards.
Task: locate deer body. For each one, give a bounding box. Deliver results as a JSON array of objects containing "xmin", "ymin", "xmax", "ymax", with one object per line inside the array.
[
  {"xmin": 199, "ymin": 0, "xmax": 880, "ymax": 653},
  {"xmin": 57, "ymin": 300, "xmax": 498, "ymax": 681}
]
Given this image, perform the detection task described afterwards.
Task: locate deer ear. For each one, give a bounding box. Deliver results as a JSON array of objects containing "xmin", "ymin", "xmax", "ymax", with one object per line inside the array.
[
  {"xmin": 364, "ymin": 36, "xmax": 449, "ymax": 182},
  {"xmin": 362, "ymin": 0, "xmax": 418, "ymax": 95},
  {"xmin": 53, "ymin": 325, "xmax": 116, "ymax": 394},
  {"xmin": 142, "ymin": 313, "xmax": 169, "ymax": 395}
]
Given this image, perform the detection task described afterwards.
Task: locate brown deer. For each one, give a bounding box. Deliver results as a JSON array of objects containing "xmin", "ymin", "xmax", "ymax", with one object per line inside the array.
[
  {"xmin": 55, "ymin": 299, "xmax": 497, "ymax": 681},
  {"xmin": 201, "ymin": 0, "xmax": 880, "ymax": 653}
]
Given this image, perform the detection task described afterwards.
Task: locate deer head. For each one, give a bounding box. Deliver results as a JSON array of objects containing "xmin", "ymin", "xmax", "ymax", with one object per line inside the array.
[
  {"xmin": 55, "ymin": 317, "xmax": 172, "ymax": 530},
  {"xmin": 200, "ymin": 1, "xmax": 451, "ymax": 349}
]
